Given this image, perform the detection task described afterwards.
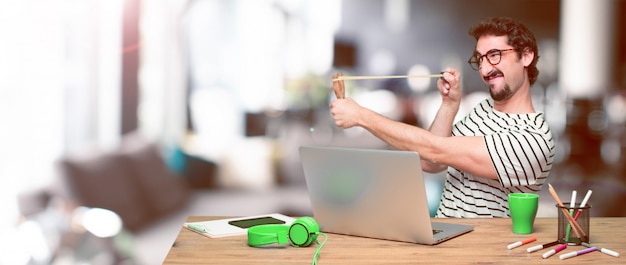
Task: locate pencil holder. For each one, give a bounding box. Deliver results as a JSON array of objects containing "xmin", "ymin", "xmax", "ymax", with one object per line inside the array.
[{"xmin": 556, "ymin": 203, "xmax": 591, "ymax": 245}]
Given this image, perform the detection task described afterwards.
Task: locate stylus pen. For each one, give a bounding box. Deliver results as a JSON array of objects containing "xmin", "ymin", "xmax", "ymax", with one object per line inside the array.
[
  {"xmin": 542, "ymin": 243, "xmax": 567, "ymax": 259},
  {"xmin": 507, "ymin": 237, "xmax": 536, "ymax": 249},
  {"xmin": 582, "ymin": 242, "xmax": 620, "ymax": 257},
  {"xmin": 186, "ymin": 223, "xmax": 207, "ymax": 233},
  {"xmin": 559, "ymin": 246, "xmax": 597, "ymax": 260},
  {"xmin": 527, "ymin": 240, "xmax": 559, "ymax": 253}
]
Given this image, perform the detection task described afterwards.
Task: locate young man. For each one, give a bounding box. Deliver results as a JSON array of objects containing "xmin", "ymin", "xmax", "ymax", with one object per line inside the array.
[{"xmin": 330, "ymin": 17, "xmax": 555, "ymax": 218}]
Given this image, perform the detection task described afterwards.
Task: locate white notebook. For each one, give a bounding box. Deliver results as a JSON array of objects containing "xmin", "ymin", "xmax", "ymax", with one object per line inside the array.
[{"xmin": 183, "ymin": 213, "xmax": 295, "ymax": 238}]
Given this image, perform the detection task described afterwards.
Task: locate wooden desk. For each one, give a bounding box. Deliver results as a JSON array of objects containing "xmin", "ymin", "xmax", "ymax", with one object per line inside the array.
[{"xmin": 163, "ymin": 217, "xmax": 624, "ymax": 264}]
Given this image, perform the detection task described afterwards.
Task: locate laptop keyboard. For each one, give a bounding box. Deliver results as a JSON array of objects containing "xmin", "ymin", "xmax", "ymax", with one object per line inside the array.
[{"xmin": 433, "ymin": 229, "xmax": 443, "ymax": 235}]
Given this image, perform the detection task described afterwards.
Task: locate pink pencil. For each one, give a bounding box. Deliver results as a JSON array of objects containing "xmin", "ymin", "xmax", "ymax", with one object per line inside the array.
[{"xmin": 573, "ymin": 190, "xmax": 592, "ymax": 220}]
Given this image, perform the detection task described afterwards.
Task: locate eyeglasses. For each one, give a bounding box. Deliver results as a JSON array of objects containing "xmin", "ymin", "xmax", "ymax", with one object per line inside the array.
[{"xmin": 467, "ymin": 48, "xmax": 516, "ymax": 71}]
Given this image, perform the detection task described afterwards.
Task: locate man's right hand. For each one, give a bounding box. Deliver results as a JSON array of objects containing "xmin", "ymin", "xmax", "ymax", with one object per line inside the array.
[{"xmin": 437, "ymin": 68, "xmax": 462, "ymax": 107}]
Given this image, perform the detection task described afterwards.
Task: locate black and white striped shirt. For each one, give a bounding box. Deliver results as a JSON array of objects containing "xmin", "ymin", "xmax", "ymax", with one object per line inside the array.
[{"xmin": 436, "ymin": 99, "xmax": 555, "ymax": 218}]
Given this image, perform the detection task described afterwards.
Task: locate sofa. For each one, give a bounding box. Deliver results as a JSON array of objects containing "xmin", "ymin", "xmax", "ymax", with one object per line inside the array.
[{"xmin": 58, "ymin": 137, "xmax": 192, "ymax": 233}]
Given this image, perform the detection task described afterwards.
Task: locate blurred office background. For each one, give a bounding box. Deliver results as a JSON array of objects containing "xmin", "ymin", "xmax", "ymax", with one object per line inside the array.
[{"xmin": 1, "ymin": 0, "xmax": 625, "ymax": 264}]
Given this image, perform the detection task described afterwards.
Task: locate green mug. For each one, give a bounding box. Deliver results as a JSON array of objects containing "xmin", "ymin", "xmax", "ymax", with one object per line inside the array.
[{"xmin": 508, "ymin": 193, "xmax": 539, "ymax": 234}]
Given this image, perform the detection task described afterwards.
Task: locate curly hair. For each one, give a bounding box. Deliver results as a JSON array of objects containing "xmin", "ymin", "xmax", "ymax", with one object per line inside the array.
[{"xmin": 469, "ymin": 17, "xmax": 540, "ymax": 86}]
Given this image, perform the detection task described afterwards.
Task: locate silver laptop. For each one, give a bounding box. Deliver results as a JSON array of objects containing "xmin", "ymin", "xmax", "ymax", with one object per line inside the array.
[{"xmin": 299, "ymin": 146, "xmax": 473, "ymax": 245}]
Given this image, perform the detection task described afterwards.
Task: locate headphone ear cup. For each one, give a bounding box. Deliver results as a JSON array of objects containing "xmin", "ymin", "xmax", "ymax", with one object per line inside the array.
[
  {"xmin": 247, "ymin": 224, "xmax": 290, "ymax": 247},
  {"xmin": 288, "ymin": 216, "xmax": 319, "ymax": 247}
]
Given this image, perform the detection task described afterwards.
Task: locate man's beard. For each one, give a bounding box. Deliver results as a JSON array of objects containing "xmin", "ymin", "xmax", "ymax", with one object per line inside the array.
[
  {"xmin": 490, "ymin": 84, "xmax": 513, "ymax": 101},
  {"xmin": 486, "ymin": 69, "xmax": 514, "ymax": 101}
]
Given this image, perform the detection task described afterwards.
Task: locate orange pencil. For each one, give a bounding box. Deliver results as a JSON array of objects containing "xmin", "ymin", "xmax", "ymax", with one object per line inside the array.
[{"xmin": 548, "ymin": 184, "xmax": 585, "ymax": 239}]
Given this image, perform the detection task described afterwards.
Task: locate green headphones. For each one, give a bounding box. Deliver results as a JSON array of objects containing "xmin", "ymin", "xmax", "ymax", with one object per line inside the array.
[
  {"xmin": 248, "ymin": 216, "xmax": 326, "ymax": 264},
  {"xmin": 247, "ymin": 216, "xmax": 320, "ymax": 247}
]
